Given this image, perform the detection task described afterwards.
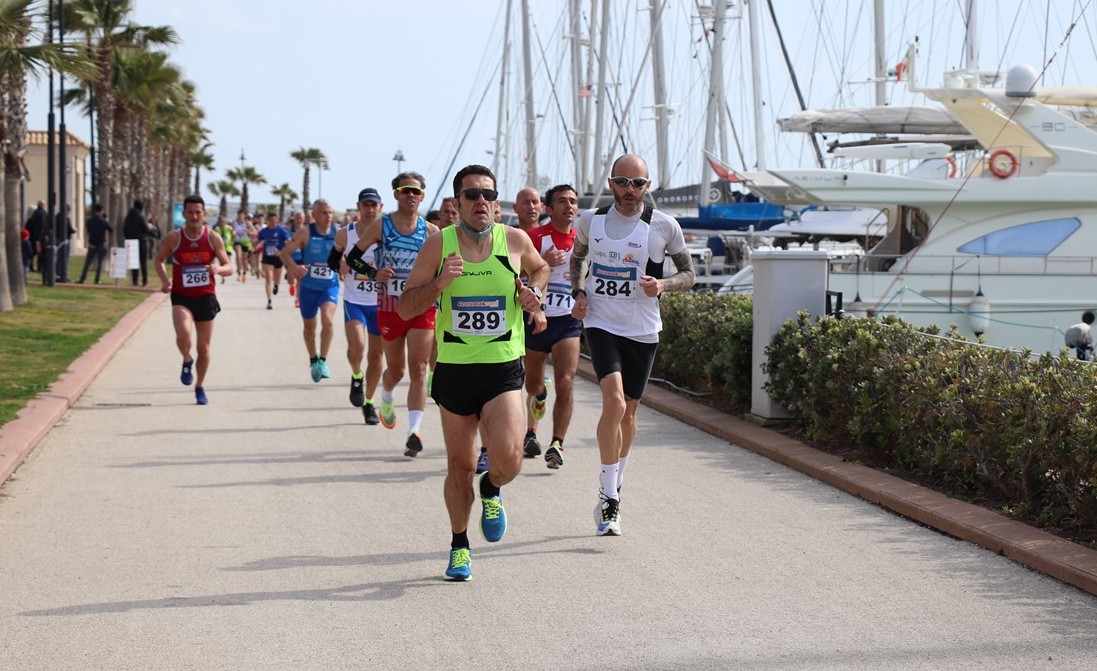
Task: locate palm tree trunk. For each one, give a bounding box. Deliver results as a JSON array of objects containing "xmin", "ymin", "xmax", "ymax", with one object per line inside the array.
[
  {"xmin": 301, "ymin": 165, "xmax": 311, "ymax": 214},
  {"xmin": 2, "ymin": 66, "xmax": 29, "ymax": 308}
]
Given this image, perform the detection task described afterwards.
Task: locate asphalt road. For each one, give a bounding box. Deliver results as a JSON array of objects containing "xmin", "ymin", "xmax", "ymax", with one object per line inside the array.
[{"xmin": 2, "ymin": 277, "xmax": 1097, "ymax": 670}]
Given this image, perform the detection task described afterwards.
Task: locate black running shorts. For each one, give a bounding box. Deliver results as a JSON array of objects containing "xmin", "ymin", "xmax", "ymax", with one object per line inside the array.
[
  {"xmin": 171, "ymin": 293, "xmax": 221, "ymax": 322},
  {"xmin": 584, "ymin": 327, "xmax": 658, "ymax": 400},
  {"xmin": 432, "ymin": 359, "xmax": 524, "ymax": 416}
]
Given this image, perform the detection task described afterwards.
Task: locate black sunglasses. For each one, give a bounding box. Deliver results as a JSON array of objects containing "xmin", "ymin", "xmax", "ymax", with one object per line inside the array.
[
  {"xmin": 460, "ymin": 188, "xmax": 499, "ymax": 202},
  {"xmin": 610, "ymin": 176, "xmax": 650, "ymax": 189}
]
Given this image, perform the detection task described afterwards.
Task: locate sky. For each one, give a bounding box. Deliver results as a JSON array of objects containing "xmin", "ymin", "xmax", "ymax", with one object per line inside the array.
[{"xmin": 26, "ymin": 0, "xmax": 1097, "ymax": 215}]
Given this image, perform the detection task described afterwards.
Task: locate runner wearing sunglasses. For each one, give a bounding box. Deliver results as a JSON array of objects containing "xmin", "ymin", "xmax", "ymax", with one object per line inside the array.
[{"xmin": 570, "ymin": 153, "xmax": 696, "ymax": 537}]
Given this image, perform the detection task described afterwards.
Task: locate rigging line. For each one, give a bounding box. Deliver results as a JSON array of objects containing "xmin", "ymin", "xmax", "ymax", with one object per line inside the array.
[
  {"xmin": 531, "ymin": 12, "xmax": 576, "ymax": 163},
  {"xmin": 426, "ymin": 57, "xmax": 502, "ymax": 213},
  {"xmin": 869, "ymin": 1, "xmax": 1093, "ymax": 314},
  {"xmin": 765, "ymin": 0, "xmax": 825, "ymax": 168}
]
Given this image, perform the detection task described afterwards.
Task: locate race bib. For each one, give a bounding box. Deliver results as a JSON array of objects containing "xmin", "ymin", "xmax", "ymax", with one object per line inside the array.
[
  {"xmin": 355, "ymin": 276, "xmax": 378, "ymax": 293},
  {"xmin": 309, "ymin": 263, "xmax": 333, "ymax": 280},
  {"xmin": 264, "ymin": 245, "xmax": 280, "ymax": 256},
  {"xmin": 387, "ymin": 276, "xmax": 407, "ymax": 297},
  {"xmin": 546, "ymin": 280, "xmax": 573, "ymax": 310},
  {"xmin": 590, "ymin": 263, "xmax": 637, "ymax": 300},
  {"xmin": 451, "ymin": 295, "xmax": 506, "ymax": 336},
  {"xmin": 182, "ymin": 265, "xmax": 210, "ymax": 288}
]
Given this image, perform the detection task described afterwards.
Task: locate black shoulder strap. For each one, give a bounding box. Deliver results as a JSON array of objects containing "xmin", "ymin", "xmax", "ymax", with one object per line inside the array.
[
  {"xmin": 640, "ymin": 205, "xmax": 654, "ymax": 224},
  {"xmin": 595, "ymin": 205, "xmax": 611, "ymax": 216}
]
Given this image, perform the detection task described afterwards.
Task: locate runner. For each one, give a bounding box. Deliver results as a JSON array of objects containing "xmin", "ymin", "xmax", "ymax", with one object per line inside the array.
[
  {"xmin": 570, "ymin": 153, "xmax": 695, "ymax": 536},
  {"xmin": 280, "ymin": 199, "xmax": 341, "ymax": 383},
  {"xmin": 286, "ymin": 210, "xmax": 306, "ymax": 304},
  {"xmin": 230, "ymin": 210, "xmax": 253, "ymax": 281},
  {"xmin": 345, "ymin": 171, "xmax": 437, "ymax": 457},
  {"xmin": 509, "ymin": 186, "xmax": 549, "ymax": 458},
  {"xmin": 523, "ymin": 184, "xmax": 583, "ymax": 470},
  {"xmin": 333, "ymin": 188, "xmax": 385, "ymax": 424},
  {"xmin": 396, "ymin": 163, "xmax": 549, "ymax": 581},
  {"xmin": 256, "ymin": 211, "xmax": 290, "ymax": 310},
  {"xmin": 153, "ymin": 194, "xmax": 233, "ymax": 405}
]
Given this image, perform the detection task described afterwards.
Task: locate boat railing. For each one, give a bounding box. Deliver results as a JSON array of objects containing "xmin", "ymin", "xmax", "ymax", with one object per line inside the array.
[{"xmin": 832, "ymin": 253, "xmax": 1097, "ymax": 276}]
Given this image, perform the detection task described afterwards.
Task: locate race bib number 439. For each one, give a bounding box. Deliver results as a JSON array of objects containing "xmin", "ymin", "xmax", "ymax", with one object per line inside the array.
[
  {"xmin": 590, "ymin": 263, "xmax": 637, "ymax": 300},
  {"xmin": 451, "ymin": 295, "xmax": 506, "ymax": 336}
]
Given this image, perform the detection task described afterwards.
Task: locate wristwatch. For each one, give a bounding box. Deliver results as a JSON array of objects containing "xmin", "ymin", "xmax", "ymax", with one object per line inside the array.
[
  {"xmin": 529, "ymin": 286, "xmax": 543, "ymax": 300},
  {"xmin": 571, "ymin": 288, "xmax": 586, "ymax": 298}
]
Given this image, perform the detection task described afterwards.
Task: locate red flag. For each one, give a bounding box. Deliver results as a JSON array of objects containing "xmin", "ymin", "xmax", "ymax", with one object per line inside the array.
[
  {"xmin": 704, "ymin": 151, "xmax": 744, "ymax": 183},
  {"xmin": 578, "ymin": 84, "xmax": 592, "ymax": 98}
]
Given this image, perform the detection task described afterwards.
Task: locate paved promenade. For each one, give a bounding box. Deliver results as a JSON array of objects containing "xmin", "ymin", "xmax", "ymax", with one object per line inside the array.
[{"xmin": 3, "ymin": 278, "xmax": 1097, "ymax": 669}]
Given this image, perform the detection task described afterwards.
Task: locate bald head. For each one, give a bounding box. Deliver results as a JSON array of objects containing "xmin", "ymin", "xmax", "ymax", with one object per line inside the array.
[
  {"xmin": 610, "ymin": 153, "xmax": 648, "ymax": 177},
  {"xmin": 513, "ymin": 186, "xmax": 543, "ymax": 231}
]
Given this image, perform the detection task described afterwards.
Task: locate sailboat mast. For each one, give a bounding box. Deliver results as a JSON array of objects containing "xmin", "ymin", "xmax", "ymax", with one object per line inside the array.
[
  {"xmin": 964, "ymin": 0, "xmax": 979, "ymax": 69},
  {"xmin": 592, "ymin": 0, "xmax": 611, "ymax": 197},
  {"xmin": 521, "ymin": 0, "xmax": 538, "ymax": 187},
  {"xmin": 874, "ymin": 0, "xmax": 886, "ymax": 173},
  {"xmin": 493, "ymin": 0, "xmax": 514, "ymax": 182},
  {"xmin": 570, "ymin": 0, "xmax": 587, "ymax": 191},
  {"xmin": 700, "ymin": 0, "xmax": 728, "ymax": 206},
  {"xmin": 650, "ymin": 0, "xmax": 670, "ymax": 189},
  {"xmin": 748, "ymin": 0, "xmax": 765, "ymax": 170}
]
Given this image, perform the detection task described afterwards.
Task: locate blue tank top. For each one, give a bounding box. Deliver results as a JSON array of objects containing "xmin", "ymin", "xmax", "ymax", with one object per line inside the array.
[
  {"xmin": 378, "ymin": 214, "xmax": 428, "ymax": 312},
  {"xmin": 300, "ymin": 222, "xmax": 338, "ymax": 291}
]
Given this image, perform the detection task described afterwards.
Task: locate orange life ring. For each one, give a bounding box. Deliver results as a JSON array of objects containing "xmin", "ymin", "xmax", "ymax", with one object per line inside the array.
[
  {"xmin": 988, "ymin": 149, "xmax": 1018, "ymax": 179},
  {"xmin": 946, "ymin": 156, "xmax": 958, "ymax": 178}
]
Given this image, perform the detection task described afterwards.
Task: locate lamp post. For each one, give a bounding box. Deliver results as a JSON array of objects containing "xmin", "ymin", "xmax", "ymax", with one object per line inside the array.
[{"xmin": 392, "ymin": 149, "xmax": 405, "ymax": 174}]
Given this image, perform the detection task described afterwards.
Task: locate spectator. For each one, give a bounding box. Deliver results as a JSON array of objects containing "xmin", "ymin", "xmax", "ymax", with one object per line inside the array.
[
  {"xmin": 123, "ymin": 199, "xmax": 150, "ymax": 286},
  {"xmin": 23, "ymin": 200, "xmax": 47, "ymax": 274},
  {"xmin": 77, "ymin": 203, "xmax": 113, "ymax": 284}
]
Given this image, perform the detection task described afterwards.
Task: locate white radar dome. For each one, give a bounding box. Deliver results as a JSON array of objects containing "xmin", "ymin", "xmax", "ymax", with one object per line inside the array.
[{"xmin": 1005, "ymin": 64, "xmax": 1038, "ymax": 97}]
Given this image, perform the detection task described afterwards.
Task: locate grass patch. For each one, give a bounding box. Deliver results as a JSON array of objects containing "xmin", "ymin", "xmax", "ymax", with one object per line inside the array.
[{"xmin": 0, "ymin": 284, "xmax": 147, "ymax": 426}]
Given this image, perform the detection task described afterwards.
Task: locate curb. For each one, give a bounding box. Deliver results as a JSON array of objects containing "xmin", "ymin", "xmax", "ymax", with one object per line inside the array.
[
  {"xmin": 0, "ymin": 291, "xmax": 168, "ymax": 487},
  {"xmin": 576, "ymin": 360, "xmax": 1097, "ymax": 597}
]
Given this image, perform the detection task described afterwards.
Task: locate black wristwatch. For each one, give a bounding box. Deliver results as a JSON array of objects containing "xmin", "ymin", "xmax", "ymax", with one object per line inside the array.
[{"xmin": 571, "ymin": 288, "xmax": 586, "ymax": 298}]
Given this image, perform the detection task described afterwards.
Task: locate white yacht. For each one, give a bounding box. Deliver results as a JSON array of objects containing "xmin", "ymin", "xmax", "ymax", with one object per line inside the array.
[{"xmin": 756, "ymin": 61, "xmax": 1097, "ymax": 354}]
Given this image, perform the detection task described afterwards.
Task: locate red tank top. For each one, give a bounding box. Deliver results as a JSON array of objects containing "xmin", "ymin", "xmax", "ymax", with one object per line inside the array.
[{"xmin": 171, "ymin": 226, "xmax": 217, "ymax": 297}]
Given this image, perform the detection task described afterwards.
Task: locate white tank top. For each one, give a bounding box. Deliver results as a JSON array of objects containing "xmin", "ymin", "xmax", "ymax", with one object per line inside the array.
[
  {"xmin": 582, "ymin": 212, "xmax": 662, "ymax": 338},
  {"xmin": 343, "ymin": 223, "xmax": 379, "ymax": 307},
  {"xmin": 540, "ymin": 236, "xmax": 574, "ymax": 318}
]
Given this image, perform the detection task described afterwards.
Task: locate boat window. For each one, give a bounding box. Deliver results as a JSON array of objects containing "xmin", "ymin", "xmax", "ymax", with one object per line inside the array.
[{"xmin": 957, "ymin": 218, "xmax": 1080, "ymax": 256}]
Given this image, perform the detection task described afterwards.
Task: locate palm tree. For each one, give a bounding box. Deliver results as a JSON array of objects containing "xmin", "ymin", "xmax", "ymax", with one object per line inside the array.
[
  {"xmin": 225, "ymin": 165, "xmax": 264, "ymax": 216},
  {"xmin": 0, "ymin": 0, "xmax": 94, "ymax": 310},
  {"xmin": 189, "ymin": 142, "xmax": 213, "ymax": 195},
  {"xmin": 207, "ymin": 179, "xmax": 238, "ymax": 219},
  {"xmin": 67, "ymin": 0, "xmax": 178, "ymax": 226},
  {"xmin": 269, "ymin": 182, "xmax": 297, "ymax": 221},
  {"xmin": 290, "ymin": 146, "xmax": 327, "ymax": 213}
]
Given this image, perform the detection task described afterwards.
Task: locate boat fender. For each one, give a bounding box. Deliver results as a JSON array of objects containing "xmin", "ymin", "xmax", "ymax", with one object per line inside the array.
[
  {"xmin": 968, "ymin": 290, "xmax": 991, "ymax": 337},
  {"xmin": 946, "ymin": 156, "xmax": 958, "ymax": 179},
  {"xmin": 988, "ymin": 149, "xmax": 1018, "ymax": 179}
]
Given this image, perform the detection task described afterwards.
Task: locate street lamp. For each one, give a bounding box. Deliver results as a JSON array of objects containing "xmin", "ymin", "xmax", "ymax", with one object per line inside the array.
[{"xmin": 393, "ymin": 149, "xmax": 405, "ymax": 174}]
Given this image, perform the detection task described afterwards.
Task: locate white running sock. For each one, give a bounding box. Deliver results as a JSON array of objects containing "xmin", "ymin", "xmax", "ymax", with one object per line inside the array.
[
  {"xmin": 617, "ymin": 454, "xmax": 629, "ymax": 489},
  {"xmin": 408, "ymin": 409, "xmax": 424, "ymax": 433},
  {"xmin": 600, "ymin": 463, "xmax": 620, "ymax": 501},
  {"xmin": 381, "ymin": 387, "xmax": 394, "ymax": 404}
]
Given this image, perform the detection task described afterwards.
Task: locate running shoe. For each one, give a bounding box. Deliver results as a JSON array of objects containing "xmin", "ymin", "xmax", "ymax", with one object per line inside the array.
[
  {"xmin": 479, "ymin": 473, "xmax": 507, "ymax": 542},
  {"xmin": 405, "ymin": 432, "xmax": 423, "ymax": 457},
  {"xmin": 294, "ymin": 298, "xmax": 300, "ymax": 308},
  {"xmin": 180, "ymin": 360, "xmax": 194, "ymax": 386},
  {"xmin": 195, "ymin": 387, "xmax": 208, "ymax": 405},
  {"xmin": 444, "ymin": 547, "xmax": 472, "ymax": 582},
  {"xmin": 523, "ymin": 430, "xmax": 541, "ymax": 458},
  {"xmin": 310, "ymin": 360, "xmax": 322, "ymax": 383},
  {"xmin": 266, "ymin": 299, "xmax": 272, "ymax": 310},
  {"xmin": 272, "ymin": 283, "xmax": 279, "ymax": 295},
  {"xmin": 318, "ymin": 359, "xmax": 331, "ymax": 379},
  {"xmin": 349, "ymin": 375, "xmax": 365, "ymax": 407},
  {"xmin": 380, "ymin": 398, "xmax": 396, "ymax": 429},
  {"xmin": 362, "ymin": 403, "xmax": 380, "ymax": 425},
  {"xmin": 595, "ymin": 494, "xmax": 621, "ymax": 536},
  {"xmin": 289, "ymin": 284, "xmax": 296, "ymax": 296},
  {"xmin": 475, "ymin": 447, "xmax": 489, "ymax": 474},
  {"xmin": 529, "ymin": 385, "xmax": 549, "ymax": 421},
  {"xmin": 544, "ymin": 440, "xmax": 564, "ymax": 469}
]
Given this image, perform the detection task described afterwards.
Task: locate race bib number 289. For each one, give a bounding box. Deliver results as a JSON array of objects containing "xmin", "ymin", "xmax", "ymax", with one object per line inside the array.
[{"xmin": 450, "ymin": 295, "xmax": 506, "ymax": 336}]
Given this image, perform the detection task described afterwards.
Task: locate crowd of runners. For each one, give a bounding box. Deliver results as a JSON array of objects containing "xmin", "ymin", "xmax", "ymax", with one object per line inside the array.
[{"xmin": 154, "ymin": 154, "xmax": 696, "ymax": 581}]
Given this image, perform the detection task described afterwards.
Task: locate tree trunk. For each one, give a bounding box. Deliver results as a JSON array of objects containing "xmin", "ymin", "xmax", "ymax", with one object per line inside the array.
[
  {"xmin": 0, "ymin": 165, "xmax": 11, "ymax": 313},
  {"xmin": 3, "ymin": 66, "xmax": 29, "ymax": 307},
  {"xmin": 301, "ymin": 166, "xmax": 311, "ymax": 214}
]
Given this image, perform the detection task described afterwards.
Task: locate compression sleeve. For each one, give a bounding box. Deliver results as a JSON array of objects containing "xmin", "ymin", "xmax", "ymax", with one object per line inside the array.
[{"xmin": 344, "ymin": 243, "xmax": 377, "ymax": 279}]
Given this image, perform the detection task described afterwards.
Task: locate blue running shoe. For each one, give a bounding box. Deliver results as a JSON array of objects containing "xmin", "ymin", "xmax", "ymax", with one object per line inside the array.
[
  {"xmin": 310, "ymin": 360, "xmax": 322, "ymax": 383},
  {"xmin": 180, "ymin": 360, "xmax": 194, "ymax": 386},
  {"xmin": 444, "ymin": 547, "xmax": 472, "ymax": 581},
  {"xmin": 195, "ymin": 387, "xmax": 208, "ymax": 405},
  {"xmin": 318, "ymin": 359, "xmax": 331, "ymax": 379},
  {"xmin": 475, "ymin": 447, "xmax": 489, "ymax": 474},
  {"xmin": 479, "ymin": 473, "xmax": 507, "ymax": 542}
]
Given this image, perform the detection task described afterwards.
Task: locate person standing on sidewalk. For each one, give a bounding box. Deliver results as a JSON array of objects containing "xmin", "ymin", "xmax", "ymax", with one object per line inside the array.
[
  {"xmin": 570, "ymin": 153, "xmax": 695, "ymax": 536},
  {"xmin": 153, "ymin": 194, "xmax": 233, "ymax": 405},
  {"xmin": 345, "ymin": 171, "xmax": 437, "ymax": 457},
  {"xmin": 124, "ymin": 199, "xmax": 150, "ymax": 287},
  {"xmin": 333, "ymin": 188, "xmax": 385, "ymax": 425},
  {"xmin": 523, "ymin": 184, "xmax": 583, "ymax": 470},
  {"xmin": 280, "ymin": 199, "xmax": 341, "ymax": 383},
  {"xmin": 395, "ymin": 163, "xmax": 548, "ymax": 581},
  {"xmin": 77, "ymin": 204, "xmax": 113, "ymax": 284}
]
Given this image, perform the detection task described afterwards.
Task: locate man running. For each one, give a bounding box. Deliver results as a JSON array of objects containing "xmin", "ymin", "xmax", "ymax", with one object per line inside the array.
[
  {"xmin": 396, "ymin": 163, "xmax": 548, "ymax": 581},
  {"xmin": 346, "ymin": 172, "xmax": 438, "ymax": 457},
  {"xmin": 523, "ymin": 184, "xmax": 583, "ymax": 469},
  {"xmin": 230, "ymin": 210, "xmax": 253, "ymax": 281},
  {"xmin": 257, "ymin": 211, "xmax": 290, "ymax": 310},
  {"xmin": 153, "ymin": 194, "xmax": 233, "ymax": 405},
  {"xmin": 333, "ymin": 188, "xmax": 385, "ymax": 424},
  {"xmin": 510, "ymin": 186, "xmax": 549, "ymax": 458},
  {"xmin": 570, "ymin": 153, "xmax": 695, "ymax": 536},
  {"xmin": 280, "ymin": 199, "xmax": 340, "ymax": 383}
]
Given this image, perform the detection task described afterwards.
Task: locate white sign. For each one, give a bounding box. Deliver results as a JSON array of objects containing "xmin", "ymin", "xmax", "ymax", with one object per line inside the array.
[
  {"xmin": 109, "ymin": 247, "xmax": 128, "ymax": 279},
  {"xmin": 125, "ymin": 239, "xmax": 140, "ymax": 270}
]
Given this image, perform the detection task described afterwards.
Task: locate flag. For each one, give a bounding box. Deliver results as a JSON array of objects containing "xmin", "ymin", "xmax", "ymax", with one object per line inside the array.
[
  {"xmin": 578, "ymin": 84, "xmax": 592, "ymax": 98},
  {"xmin": 704, "ymin": 151, "xmax": 744, "ymax": 183}
]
